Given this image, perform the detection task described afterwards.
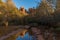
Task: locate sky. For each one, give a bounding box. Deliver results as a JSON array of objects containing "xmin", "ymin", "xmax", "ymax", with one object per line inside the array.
[
  {"xmin": 2, "ymin": 0, "xmax": 41, "ymax": 9},
  {"xmin": 13, "ymin": 0, "xmax": 41, "ymax": 9}
]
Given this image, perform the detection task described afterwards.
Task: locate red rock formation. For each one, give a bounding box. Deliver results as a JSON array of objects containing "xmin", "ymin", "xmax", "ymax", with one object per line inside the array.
[
  {"xmin": 19, "ymin": 7, "xmax": 28, "ymax": 15},
  {"xmin": 28, "ymin": 8, "xmax": 36, "ymax": 16}
]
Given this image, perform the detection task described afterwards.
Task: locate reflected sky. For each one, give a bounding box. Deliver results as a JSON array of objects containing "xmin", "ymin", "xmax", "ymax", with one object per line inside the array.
[{"xmin": 16, "ymin": 32, "xmax": 36, "ymax": 40}]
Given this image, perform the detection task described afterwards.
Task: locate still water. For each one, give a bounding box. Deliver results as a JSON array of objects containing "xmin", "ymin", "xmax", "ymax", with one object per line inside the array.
[{"xmin": 16, "ymin": 32, "xmax": 36, "ymax": 40}]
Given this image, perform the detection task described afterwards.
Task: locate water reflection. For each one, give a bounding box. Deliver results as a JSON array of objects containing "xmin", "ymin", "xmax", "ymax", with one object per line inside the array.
[{"xmin": 16, "ymin": 32, "xmax": 36, "ymax": 40}]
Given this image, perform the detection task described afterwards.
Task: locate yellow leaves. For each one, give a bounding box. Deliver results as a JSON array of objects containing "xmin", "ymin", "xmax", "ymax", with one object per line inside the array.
[
  {"xmin": 16, "ymin": 11, "xmax": 28, "ymax": 18},
  {"xmin": 0, "ymin": 0, "xmax": 29, "ymax": 21},
  {"xmin": 0, "ymin": 11, "xmax": 2, "ymax": 14}
]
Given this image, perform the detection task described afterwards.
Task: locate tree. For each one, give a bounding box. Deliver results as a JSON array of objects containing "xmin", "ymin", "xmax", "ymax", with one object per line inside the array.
[{"xmin": 56, "ymin": 0, "xmax": 60, "ymax": 10}]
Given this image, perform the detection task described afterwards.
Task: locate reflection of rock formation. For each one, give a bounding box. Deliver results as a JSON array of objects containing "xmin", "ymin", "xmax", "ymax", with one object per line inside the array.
[
  {"xmin": 15, "ymin": 29, "xmax": 27, "ymax": 38},
  {"xmin": 20, "ymin": 29, "xmax": 27, "ymax": 37}
]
